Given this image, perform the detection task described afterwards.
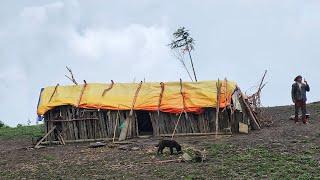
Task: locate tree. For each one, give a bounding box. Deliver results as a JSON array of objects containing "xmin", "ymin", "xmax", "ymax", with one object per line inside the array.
[
  {"xmin": 0, "ymin": 120, "xmax": 4, "ymax": 128},
  {"xmin": 169, "ymin": 27, "xmax": 198, "ymax": 82}
]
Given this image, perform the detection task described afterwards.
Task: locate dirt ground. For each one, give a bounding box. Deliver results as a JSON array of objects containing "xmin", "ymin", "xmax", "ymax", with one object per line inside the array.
[{"xmin": 1, "ymin": 102, "xmax": 320, "ymax": 179}]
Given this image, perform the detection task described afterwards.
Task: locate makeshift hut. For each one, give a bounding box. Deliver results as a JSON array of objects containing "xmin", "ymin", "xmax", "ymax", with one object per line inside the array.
[{"xmin": 36, "ymin": 80, "xmax": 260, "ymax": 144}]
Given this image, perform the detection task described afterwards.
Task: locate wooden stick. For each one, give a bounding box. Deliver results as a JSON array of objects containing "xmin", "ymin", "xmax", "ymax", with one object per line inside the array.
[
  {"xmin": 257, "ymin": 70, "xmax": 267, "ymax": 94},
  {"xmin": 48, "ymin": 83, "xmax": 59, "ymax": 102},
  {"xmin": 119, "ymin": 81, "xmax": 143, "ymax": 141},
  {"xmin": 102, "ymin": 80, "xmax": 114, "ymax": 96},
  {"xmin": 215, "ymin": 79, "xmax": 222, "ymax": 138},
  {"xmin": 157, "ymin": 82, "xmax": 165, "ymax": 116},
  {"xmin": 161, "ymin": 132, "xmax": 232, "ymax": 137},
  {"xmin": 35, "ymin": 126, "xmax": 56, "ymax": 148},
  {"xmin": 142, "ymin": 159, "xmax": 182, "ymax": 164},
  {"xmin": 112, "ymin": 107, "xmax": 120, "ymax": 143},
  {"xmin": 41, "ymin": 138, "xmax": 113, "ymax": 144},
  {"xmin": 171, "ymin": 111, "xmax": 183, "ymax": 140},
  {"xmin": 65, "ymin": 66, "xmax": 78, "ymax": 85},
  {"xmin": 77, "ymin": 81, "xmax": 87, "ymax": 107}
]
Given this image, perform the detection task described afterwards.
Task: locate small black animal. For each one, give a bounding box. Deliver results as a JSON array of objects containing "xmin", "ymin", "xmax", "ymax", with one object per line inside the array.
[{"xmin": 156, "ymin": 140, "xmax": 182, "ymax": 155}]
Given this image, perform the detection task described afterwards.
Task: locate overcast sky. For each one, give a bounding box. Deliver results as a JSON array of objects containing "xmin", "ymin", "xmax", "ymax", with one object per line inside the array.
[{"xmin": 1, "ymin": 0, "xmax": 319, "ymax": 126}]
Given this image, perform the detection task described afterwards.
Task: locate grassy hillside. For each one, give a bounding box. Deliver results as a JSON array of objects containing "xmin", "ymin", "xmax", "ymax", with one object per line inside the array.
[{"xmin": 0, "ymin": 125, "xmax": 44, "ymax": 140}]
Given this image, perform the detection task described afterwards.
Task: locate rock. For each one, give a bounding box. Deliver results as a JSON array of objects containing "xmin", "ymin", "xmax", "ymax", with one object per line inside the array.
[
  {"xmin": 239, "ymin": 122, "xmax": 249, "ymax": 134},
  {"xmin": 182, "ymin": 153, "xmax": 192, "ymax": 161},
  {"xmin": 131, "ymin": 147, "xmax": 140, "ymax": 151},
  {"xmin": 89, "ymin": 142, "xmax": 106, "ymax": 148},
  {"xmin": 118, "ymin": 145, "xmax": 129, "ymax": 150}
]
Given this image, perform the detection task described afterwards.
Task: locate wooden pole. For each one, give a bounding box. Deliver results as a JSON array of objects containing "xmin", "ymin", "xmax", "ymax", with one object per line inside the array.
[
  {"xmin": 48, "ymin": 83, "xmax": 59, "ymax": 102},
  {"xmin": 77, "ymin": 81, "xmax": 87, "ymax": 107},
  {"xmin": 35, "ymin": 126, "xmax": 56, "ymax": 148},
  {"xmin": 102, "ymin": 80, "xmax": 114, "ymax": 96},
  {"xmin": 171, "ymin": 111, "xmax": 183, "ymax": 140},
  {"xmin": 157, "ymin": 82, "xmax": 165, "ymax": 116},
  {"xmin": 119, "ymin": 81, "xmax": 143, "ymax": 141},
  {"xmin": 215, "ymin": 79, "xmax": 221, "ymax": 138},
  {"xmin": 112, "ymin": 107, "xmax": 120, "ymax": 143}
]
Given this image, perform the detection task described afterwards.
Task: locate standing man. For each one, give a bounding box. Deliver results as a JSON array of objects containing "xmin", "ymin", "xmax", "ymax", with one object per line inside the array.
[{"xmin": 291, "ymin": 75, "xmax": 310, "ymax": 124}]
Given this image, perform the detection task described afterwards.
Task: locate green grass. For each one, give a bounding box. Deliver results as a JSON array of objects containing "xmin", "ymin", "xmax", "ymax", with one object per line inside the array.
[
  {"xmin": 0, "ymin": 124, "xmax": 44, "ymax": 140},
  {"xmin": 208, "ymin": 144, "xmax": 320, "ymax": 179}
]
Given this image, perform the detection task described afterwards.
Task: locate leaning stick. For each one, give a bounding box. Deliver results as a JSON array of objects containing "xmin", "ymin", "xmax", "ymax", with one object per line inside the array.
[
  {"xmin": 49, "ymin": 83, "xmax": 59, "ymax": 102},
  {"xmin": 171, "ymin": 111, "xmax": 184, "ymax": 140},
  {"xmin": 35, "ymin": 126, "xmax": 56, "ymax": 148}
]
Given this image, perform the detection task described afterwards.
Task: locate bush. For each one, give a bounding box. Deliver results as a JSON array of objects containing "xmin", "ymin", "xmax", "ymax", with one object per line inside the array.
[{"xmin": 0, "ymin": 121, "xmax": 5, "ymax": 128}]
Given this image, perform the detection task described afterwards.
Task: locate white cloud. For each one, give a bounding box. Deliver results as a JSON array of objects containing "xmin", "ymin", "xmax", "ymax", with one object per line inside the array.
[{"xmin": 1, "ymin": 0, "xmax": 320, "ymax": 126}]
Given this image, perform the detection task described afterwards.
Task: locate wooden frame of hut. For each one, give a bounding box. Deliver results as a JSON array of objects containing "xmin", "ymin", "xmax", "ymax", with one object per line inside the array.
[{"xmin": 37, "ymin": 80, "xmax": 260, "ymax": 144}]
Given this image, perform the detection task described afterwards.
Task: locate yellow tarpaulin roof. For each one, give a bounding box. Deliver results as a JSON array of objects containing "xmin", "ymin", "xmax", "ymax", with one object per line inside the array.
[{"xmin": 37, "ymin": 80, "xmax": 237, "ymax": 115}]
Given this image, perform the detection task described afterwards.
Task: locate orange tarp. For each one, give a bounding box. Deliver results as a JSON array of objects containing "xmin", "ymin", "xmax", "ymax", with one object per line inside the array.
[{"xmin": 37, "ymin": 80, "xmax": 237, "ymax": 115}]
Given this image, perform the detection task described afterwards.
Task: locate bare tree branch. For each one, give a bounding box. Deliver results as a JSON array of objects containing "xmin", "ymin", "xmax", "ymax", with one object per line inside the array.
[{"xmin": 65, "ymin": 66, "xmax": 78, "ymax": 85}]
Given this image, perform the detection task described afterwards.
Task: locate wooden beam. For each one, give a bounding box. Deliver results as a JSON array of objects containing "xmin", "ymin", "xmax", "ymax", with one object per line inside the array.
[
  {"xmin": 46, "ymin": 118, "xmax": 99, "ymax": 122},
  {"xmin": 41, "ymin": 138, "xmax": 113, "ymax": 144},
  {"xmin": 161, "ymin": 132, "xmax": 232, "ymax": 137}
]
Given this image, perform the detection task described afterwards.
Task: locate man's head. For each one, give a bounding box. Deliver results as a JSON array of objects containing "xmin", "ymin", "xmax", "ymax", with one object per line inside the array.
[{"xmin": 294, "ymin": 75, "xmax": 303, "ymax": 83}]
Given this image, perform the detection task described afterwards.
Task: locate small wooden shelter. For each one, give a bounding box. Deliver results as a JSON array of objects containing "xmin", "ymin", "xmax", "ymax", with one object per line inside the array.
[{"xmin": 37, "ymin": 80, "xmax": 260, "ymax": 144}]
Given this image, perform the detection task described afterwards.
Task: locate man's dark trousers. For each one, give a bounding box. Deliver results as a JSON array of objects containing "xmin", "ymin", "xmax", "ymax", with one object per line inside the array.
[{"xmin": 295, "ymin": 100, "xmax": 307, "ymax": 123}]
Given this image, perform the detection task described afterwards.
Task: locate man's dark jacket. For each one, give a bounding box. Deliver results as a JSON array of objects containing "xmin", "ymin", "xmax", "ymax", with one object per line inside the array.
[{"xmin": 291, "ymin": 82, "xmax": 310, "ymax": 102}]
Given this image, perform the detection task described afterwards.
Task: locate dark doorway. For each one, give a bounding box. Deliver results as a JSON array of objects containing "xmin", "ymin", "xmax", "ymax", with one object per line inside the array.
[{"xmin": 136, "ymin": 111, "xmax": 153, "ymax": 135}]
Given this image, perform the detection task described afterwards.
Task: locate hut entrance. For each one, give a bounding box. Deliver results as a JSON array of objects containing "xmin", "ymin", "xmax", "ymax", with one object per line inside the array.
[{"xmin": 136, "ymin": 111, "xmax": 153, "ymax": 135}]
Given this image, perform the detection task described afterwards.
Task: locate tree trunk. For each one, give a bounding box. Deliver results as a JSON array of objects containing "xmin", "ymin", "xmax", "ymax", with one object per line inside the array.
[{"xmin": 187, "ymin": 49, "xmax": 197, "ymax": 82}]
